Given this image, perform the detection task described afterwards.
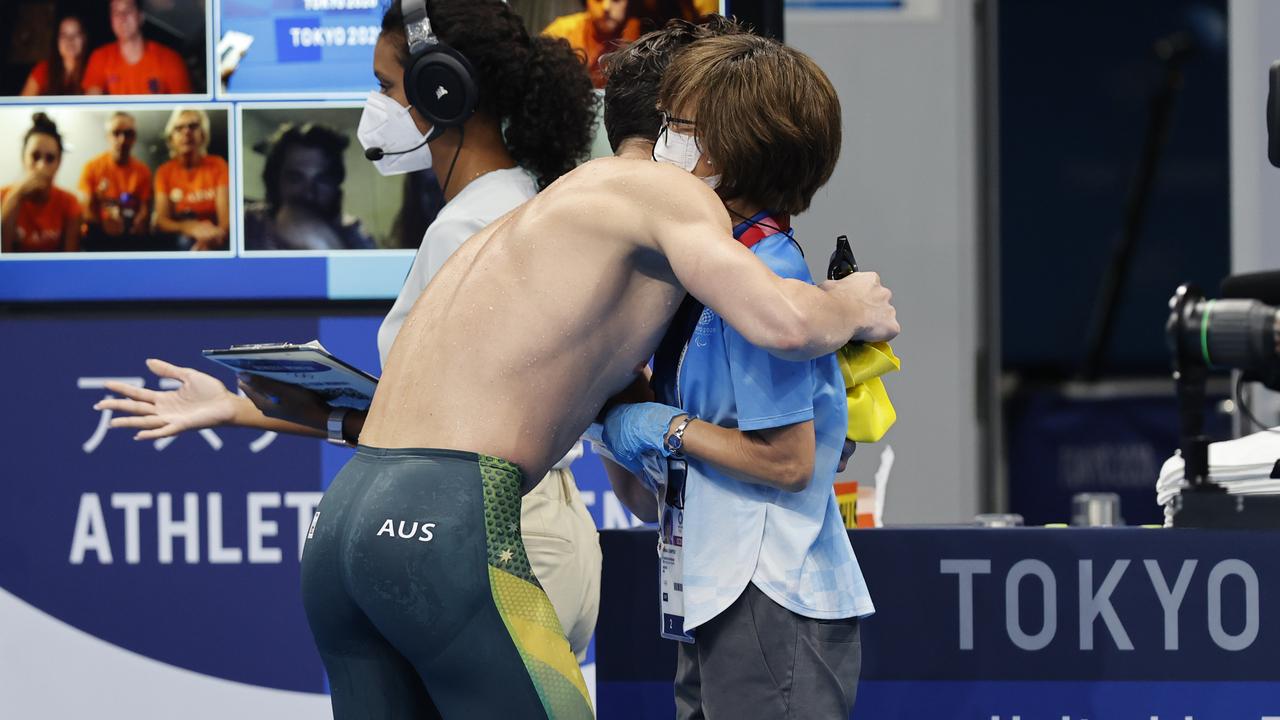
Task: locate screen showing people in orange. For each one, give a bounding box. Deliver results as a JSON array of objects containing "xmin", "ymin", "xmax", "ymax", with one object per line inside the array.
[{"xmin": 0, "ymin": 113, "xmax": 82, "ymax": 253}]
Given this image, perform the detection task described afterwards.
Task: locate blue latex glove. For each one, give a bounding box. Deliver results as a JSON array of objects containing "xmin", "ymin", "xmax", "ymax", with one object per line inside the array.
[{"xmin": 602, "ymin": 401, "xmax": 688, "ymax": 469}]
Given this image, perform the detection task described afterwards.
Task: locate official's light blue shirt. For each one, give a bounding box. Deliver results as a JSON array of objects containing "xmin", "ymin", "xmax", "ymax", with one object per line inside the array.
[{"xmin": 678, "ymin": 227, "xmax": 875, "ymax": 632}]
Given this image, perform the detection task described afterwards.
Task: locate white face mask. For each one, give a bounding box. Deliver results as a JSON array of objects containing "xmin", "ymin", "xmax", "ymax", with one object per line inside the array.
[
  {"xmin": 653, "ymin": 127, "xmax": 720, "ymax": 190},
  {"xmin": 357, "ymin": 91, "xmax": 433, "ymax": 175}
]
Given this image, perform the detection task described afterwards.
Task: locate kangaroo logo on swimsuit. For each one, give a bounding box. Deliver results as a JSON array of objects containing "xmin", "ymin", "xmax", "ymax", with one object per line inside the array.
[{"xmin": 376, "ymin": 519, "xmax": 436, "ymax": 543}]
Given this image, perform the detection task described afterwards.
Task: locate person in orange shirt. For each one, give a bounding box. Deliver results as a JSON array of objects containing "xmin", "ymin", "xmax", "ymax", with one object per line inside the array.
[
  {"xmin": 19, "ymin": 14, "xmax": 89, "ymax": 96},
  {"xmin": 543, "ymin": 0, "xmax": 642, "ymax": 88},
  {"xmin": 1, "ymin": 113, "xmax": 81, "ymax": 253},
  {"xmin": 630, "ymin": 0, "xmax": 720, "ymax": 25},
  {"xmin": 82, "ymin": 0, "xmax": 192, "ymax": 95},
  {"xmin": 153, "ymin": 108, "xmax": 229, "ymax": 251},
  {"xmin": 79, "ymin": 111, "xmax": 154, "ymax": 251}
]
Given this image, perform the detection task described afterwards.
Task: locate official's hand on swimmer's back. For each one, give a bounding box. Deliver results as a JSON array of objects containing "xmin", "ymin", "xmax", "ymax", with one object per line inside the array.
[
  {"xmin": 238, "ymin": 374, "xmax": 330, "ymax": 430},
  {"xmin": 821, "ymin": 271, "xmax": 900, "ymax": 343}
]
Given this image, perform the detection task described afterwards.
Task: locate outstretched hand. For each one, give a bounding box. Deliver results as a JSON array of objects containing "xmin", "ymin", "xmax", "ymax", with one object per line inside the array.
[{"xmin": 95, "ymin": 358, "xmax": 240, "ymax": 440}]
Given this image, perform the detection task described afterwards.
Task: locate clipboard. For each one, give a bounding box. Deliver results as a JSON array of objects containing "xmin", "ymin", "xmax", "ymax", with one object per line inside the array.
[{"xmin": 202, "ymin": 342, "xmax": 378, "ymax": 410}]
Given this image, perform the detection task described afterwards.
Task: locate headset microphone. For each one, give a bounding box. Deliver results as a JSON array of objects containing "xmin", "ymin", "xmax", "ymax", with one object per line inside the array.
[{"xmin": 364, "ymin": 137, "xmax": 429, "ymax": 162}]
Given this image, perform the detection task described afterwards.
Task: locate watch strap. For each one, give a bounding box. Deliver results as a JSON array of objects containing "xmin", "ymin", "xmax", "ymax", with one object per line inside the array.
[{"xmin": 327, "ymin": 407, "xmax": 352, "ymax": 447}]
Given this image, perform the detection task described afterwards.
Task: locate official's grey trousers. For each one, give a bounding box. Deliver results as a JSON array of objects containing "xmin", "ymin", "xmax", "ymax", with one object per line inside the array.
[{"xmin": 675, "ymin": 583, "xmax": 862, "ymax": 720}]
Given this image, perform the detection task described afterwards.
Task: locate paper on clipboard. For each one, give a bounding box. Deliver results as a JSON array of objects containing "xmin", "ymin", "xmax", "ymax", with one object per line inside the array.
[{"xmin": 202, "ymin": 340, "xmax": 378, "ymax": 410}]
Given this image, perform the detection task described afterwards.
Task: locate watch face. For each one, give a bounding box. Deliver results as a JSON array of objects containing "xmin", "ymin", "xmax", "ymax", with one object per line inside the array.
[{"xmin": 666, "ymin": 432, "xmax": 683, "ymax": 457}]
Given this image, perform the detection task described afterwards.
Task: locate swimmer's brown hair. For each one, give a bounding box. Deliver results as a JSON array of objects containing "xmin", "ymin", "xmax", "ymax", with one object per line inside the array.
[{"xmin": 658, "ymin": 33, "xmax": 841, "ymax": 215}]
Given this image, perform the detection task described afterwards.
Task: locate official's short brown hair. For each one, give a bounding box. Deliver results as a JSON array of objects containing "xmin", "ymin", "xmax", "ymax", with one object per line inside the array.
[{"xmin": 658, "ymin": 34, "xmax": 841, "ymax": 215}]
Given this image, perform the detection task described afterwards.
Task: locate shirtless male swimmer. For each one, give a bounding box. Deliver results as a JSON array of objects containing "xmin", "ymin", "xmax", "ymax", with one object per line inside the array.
[{"xmin": 298, "ymin": 28, "xmax": 900, "ymax": 720}]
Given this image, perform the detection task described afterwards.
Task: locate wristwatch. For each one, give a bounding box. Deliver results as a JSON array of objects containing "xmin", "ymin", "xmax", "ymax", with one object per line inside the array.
[
  {"xmin": 327, "ymin": 407, "xmax": 352, "ymax": 447},
  {"xmin": 664, "ymin": 415, "xmax": 695, "ymax": 458}
]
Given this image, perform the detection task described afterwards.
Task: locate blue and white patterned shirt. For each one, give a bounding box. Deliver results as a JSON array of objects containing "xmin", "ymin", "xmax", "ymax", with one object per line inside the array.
[{"xmin": 675, "ymin": 224, "xmax": 875, "ymax": 631}]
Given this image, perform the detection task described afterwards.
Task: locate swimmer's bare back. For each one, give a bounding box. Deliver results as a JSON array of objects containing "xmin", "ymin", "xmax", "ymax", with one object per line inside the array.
[{"xmin": 361, "ymin": 155, "xmax": 898, "ymax": 486}]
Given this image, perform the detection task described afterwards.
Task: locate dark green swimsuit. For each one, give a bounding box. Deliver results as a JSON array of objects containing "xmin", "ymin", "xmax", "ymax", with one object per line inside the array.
[{"xmin": 301, "ymin": 447, "xmax": 593, "ymax": 719}]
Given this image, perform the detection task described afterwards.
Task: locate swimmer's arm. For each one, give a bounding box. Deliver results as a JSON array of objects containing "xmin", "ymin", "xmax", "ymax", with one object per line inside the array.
[
  {"xmin": 600, "ymin": 457, "xmax": 659, "ymax": 523},
  {"xmin": 652, "ymin": 192, "xmax": 898, "ymax": 361}
]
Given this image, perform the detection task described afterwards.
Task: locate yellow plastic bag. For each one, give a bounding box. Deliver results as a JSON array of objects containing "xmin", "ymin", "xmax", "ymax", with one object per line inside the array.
[{"xmin": 838, "ymin": 341, "xmax": 900, "ymax": 442}]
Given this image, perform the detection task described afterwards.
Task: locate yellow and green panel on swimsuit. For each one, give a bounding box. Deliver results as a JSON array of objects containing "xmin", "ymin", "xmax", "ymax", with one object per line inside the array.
[{"xmin": 480, "ymin": 456, "xmax": 594, "ymax": 720}]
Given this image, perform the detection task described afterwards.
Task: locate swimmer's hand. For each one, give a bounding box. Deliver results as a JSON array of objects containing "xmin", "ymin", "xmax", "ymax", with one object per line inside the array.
[
  {"xmin": 823, "ymin": 271, "xmax": 899, "ymax": 343},
  {"xmin": 95, "ymin": 358, "xmax": 240, "ymax": 440},
  {"xmin": 602, "ymin": 402, "xmax": 688, "ymax": 468},
  {"xmin": 238, "ymin": 374, "xmax": 330, "ymax": 430}
]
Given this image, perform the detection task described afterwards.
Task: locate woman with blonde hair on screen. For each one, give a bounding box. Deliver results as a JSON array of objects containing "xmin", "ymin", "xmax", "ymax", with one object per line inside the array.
[{"xmin": 153, "ymin": 108, "xmax": 229, "ymax": 251}]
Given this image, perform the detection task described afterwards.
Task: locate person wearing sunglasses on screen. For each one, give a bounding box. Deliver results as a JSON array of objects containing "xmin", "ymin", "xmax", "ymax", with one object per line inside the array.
[
  {"xmin": 79, "ymin": 111, "xmax": 153, "ymax": 251},
  {"xmin": 1, "ymin": 113, "xmax": 81, "ymax": 253}
]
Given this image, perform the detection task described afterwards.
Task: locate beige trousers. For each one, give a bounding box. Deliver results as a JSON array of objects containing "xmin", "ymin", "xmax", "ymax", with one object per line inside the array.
[{"xmin": 521, "ymin": 467, "xmax": 601, "ymax": 661}]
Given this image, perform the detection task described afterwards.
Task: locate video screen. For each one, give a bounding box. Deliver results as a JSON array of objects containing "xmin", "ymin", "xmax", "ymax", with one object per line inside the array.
[
  {"xmin": 0, "ymin": 0, "xmax": 726, "ymax": 302},
  {"xmin": 512, "ymin": 0, "xmax": 721, "ymax": 88},
  {"xmin": 238, "ymin": 104, "xmax": 443, "ymax": 252},
  {"xmin": 217, "ymin": 0, "xmax": 383, "ymax": 98},
  {"xmin": 0, "ymin": 0, "xmax": 209, "ymax": 98},
  {"xmin": 0, "ymin": 104, "xmax": 230, "ymax": 254}
]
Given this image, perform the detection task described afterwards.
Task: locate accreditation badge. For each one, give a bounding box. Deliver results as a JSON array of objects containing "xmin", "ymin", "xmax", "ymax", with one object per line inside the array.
[{"xmin": 659, "ymin": 457, "xmax": 694, "ymax": 643}]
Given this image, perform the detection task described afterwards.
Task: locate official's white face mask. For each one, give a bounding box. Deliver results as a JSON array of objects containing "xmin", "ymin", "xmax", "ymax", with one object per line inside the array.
[
  {"xmin": 653, "ymin": 127, "xmax": 720, "ymax": 190},
  {"xmin": 357, "ymin": 91, "xmax": 433, "ymax": 175}
]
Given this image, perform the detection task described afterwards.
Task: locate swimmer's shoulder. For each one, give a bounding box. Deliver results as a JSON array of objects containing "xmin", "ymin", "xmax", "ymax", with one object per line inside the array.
[{"xmin": 567, "ymin": 157, "xmax": 725, "ymax": 216}]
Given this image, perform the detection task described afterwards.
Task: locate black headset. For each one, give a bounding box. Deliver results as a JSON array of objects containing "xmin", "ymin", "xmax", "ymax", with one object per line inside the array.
[{"xmin": 400, "ymin": 0, "xmax": 479, "ymax": 140}]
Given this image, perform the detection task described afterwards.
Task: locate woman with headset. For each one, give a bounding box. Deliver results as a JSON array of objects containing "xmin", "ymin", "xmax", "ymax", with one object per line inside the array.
[{"xmin": 98, "ymin": 2, "xmax": 599, "ymax": 715}]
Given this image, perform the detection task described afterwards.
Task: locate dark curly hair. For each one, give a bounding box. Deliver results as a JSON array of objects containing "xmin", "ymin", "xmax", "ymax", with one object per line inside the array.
[
  {"xmin": 380, "ymin": 0, "xmax": 597, "ymax": 189},
  {"xmin": 257, "ymin": 122, "xmax": 349, "ymax": 218},
  {"xmin": 600, "ymin": 15, "xmax": 745, "ymax": 152},
  {"xmin": 24, "ymin": 112, "xmax": 63, "ymax": 155}
]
